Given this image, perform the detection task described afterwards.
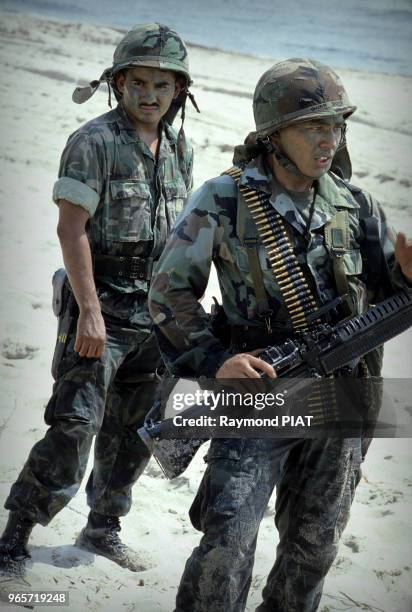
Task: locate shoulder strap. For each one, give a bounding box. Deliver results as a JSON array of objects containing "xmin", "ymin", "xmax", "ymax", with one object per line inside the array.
[
  {"xmin": 324, "ymin": 208, "xmax": 353, "ymax": 313},
  {"xmin": 243, "ymin": 238, "xmax": 273, "ymax": 319},
  {"xmin": 223, "ymin": 165, "xmax": 319, "ymax": 332},
  {"xmin": 177, "ymin": 129, "xmax": 192, "ymax": 190},
  {"xmin": 336, "ymin": 179, "xmax": 387, "ymax": 378},
  {"xmin": 331, "ymin": 175, "xmax": 393, "ymax": 298}
]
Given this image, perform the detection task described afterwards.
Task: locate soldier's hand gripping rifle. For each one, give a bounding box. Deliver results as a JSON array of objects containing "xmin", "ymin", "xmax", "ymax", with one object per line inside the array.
[{"xmin": 138, "ymin": 291, "xmax": 412, "ymax": 478}]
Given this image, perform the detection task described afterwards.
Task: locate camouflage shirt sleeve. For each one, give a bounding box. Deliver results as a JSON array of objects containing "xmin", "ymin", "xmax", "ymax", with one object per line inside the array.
[
  {"xmin": 149, "ymin": 181, "xmax": 232, "ymax": 377},
  {"xmin": 52, "ymin": 131, "xmax": 106, "ymax": 217},
  {"xmin": 362, "ymin": 191, "xmax": 412, "ymax": 300}
]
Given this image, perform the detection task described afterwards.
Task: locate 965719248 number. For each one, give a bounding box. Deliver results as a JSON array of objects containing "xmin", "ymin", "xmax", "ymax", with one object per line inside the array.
[{"xmin": 6, "ymin": 591, "xmax": 68, "ymax": 606}]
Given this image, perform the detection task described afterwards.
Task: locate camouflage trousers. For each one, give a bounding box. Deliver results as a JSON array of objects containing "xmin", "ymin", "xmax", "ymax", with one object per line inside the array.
[
  {"xmin": 175, "ymin": 436, "xmax": 362, "ymax": 612},
  {"xmin": 5, "ymin": 316, "xmax": 161, "ymax": 525}
]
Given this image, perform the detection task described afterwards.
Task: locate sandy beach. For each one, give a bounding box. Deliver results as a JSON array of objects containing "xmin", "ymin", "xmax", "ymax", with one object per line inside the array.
[{"xmin": 0, "ymin": 10, "xmax": 411, "ymax": 612}]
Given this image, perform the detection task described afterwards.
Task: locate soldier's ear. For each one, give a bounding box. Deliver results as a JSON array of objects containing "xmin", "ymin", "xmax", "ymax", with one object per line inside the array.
[
  {"xmin": 173, "ymin": 76, "xmax": 183, "ymax": 99},
  {"xmin": 115, "ymin": 71, "xmax": 126, "ymax": 94},
  {"xmin": 269, "ymin": 130, "xmax": 281, "ymax": 147}
]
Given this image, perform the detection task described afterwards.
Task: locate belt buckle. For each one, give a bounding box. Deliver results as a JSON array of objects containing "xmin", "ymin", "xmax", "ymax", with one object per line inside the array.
[{"xmin": 127, "ymin": 256, "xmax": 146, "ymax": 280}]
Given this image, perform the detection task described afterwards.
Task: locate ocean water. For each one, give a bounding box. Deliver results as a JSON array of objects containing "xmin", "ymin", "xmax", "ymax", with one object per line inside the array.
[{"xmin": 1, "ymin": 0, "xmax": 412, "ymax": 75}]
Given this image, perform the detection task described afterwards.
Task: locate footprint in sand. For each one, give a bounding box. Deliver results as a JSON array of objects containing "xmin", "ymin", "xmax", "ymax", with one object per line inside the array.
[
  {"xmin": 331, "ymin": 554, "xmax": 353, "ymax": 574},
  {"xmin": 1, "ymin": 340, "xmax": 39, "ymax": 360},
  {"xmin": 374, "ymin": 173, "xmax": 396, "ymax": 183},
  {"xmin": 373, "ymin": 568, "xmax": 404, "ymax": 591},
  {"xmin": 379, "ymin": 509, "xmax": 394, "ymax": 517},
  {"xmin": 167, "ymin": 476, "xmax": 191, "ymax": 490},
  {"xmin": 219, "ymin": 144, "xmax": 233, "ymax": 153},
  {"xmin": 144, "ymin": 463, "xmax": 164, "ymax": 478},
  {"xmin": 362, "ymin": 485, "xmax": 404, "ymax": 507},
  {"xmin": 343, "ymin": 534, "xmax": 363, "ymax": 553},
  {"xmin": 353, "ymin": 170, "xmax": 370, "ymax": 179}
]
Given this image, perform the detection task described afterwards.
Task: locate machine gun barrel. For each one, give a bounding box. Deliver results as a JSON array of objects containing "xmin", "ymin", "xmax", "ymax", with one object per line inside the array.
[
  {"xmin": 260, "ymin": 292, "xmax": 412, "ymax": 377},
  {"xmin": 321, "ymin": 292, "xmax": 412, "ymax": 373}
]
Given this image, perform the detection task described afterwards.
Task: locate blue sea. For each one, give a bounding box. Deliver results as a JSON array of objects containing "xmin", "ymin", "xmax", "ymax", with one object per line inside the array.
[{"xmin": 1, "ymin": 0, "xmax": 412, "ymax": 75}]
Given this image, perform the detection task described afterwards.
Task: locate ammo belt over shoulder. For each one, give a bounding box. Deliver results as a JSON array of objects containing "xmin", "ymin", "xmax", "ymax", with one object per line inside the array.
[
  {"xmin": 224, "ymin": 165, "xmax": 319, "ymax": 332},
  {"xmin": 93, "ymin": 254, "xmax": 154, "ymax": 281},
  {"xmin": 224, "ymin": 165, "xmax": 339, "ymax": 423}
]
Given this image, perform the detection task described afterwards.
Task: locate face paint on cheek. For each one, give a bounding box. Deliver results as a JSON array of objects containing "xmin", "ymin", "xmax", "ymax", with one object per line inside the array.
[
  {"xmin": 132, "ymin": 86, "xmax": 152, "ymax": 104},
  {"xmin": 301, "ymin": 130, "xmax": 320, "ymax": 146},
  {"xmin": 127, "ymin": 89, "xmax": 141, "ymax": 106}
]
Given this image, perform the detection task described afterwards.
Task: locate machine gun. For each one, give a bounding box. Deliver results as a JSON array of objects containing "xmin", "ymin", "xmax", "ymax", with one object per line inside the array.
[
  {"xmin": 138, "ymin": 291, "xmax": 412, "ymax": 478},
  {"xmin": 258, "ymin": 291, "xmax": 412, "ymax": 377}
]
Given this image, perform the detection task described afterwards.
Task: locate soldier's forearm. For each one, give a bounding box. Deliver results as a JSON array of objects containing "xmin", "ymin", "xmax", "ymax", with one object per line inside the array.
[
  {"xmin": 56, "ymin": 199, "xmax": 100, "ymax": 314},
  {"xmin": 59, "ymin": 231, "xmax": 100, "ymax": 314}
]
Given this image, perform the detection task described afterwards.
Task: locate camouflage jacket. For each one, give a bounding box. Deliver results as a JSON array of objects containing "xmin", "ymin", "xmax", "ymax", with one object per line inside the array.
[
  {"xmin": 149, "ymin": 154, "xmax": 411, "ymax": 376},
  {"xmin": 53, "ymin": 102, "xmax": 193, "ymax": 297}
]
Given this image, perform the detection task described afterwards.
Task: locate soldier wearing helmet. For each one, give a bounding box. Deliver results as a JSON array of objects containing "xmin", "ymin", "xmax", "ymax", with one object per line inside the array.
[
  {"xmin": 148, "ymin": 58, "xmax": 412, "ymax": 610},
  {"xmin": 0, "ymin": 23, "xmax": 197, "ymax": 577}
]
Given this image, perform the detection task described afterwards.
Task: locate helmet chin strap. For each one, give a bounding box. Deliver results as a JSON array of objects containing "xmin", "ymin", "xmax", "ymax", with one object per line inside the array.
[
  {"xmin": 273, "ymin": 146, "xmax": 315, "ymax": 180},
  {"xmin": 258, "ymin": 126, "xmax": 347, "ymax": 183},
  {"xmin": 258, "ymin": 136, "xmax": 315, "ymax": 181}
]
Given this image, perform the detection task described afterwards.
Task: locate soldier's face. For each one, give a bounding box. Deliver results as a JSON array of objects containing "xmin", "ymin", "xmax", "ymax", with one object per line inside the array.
[
  {"xmin": 272, "ymin": 117, "xmax": 345, "ymax": 178},
  {"xmin": 116, "ymin": 66, "xmax": 181, "ymax": 129}
]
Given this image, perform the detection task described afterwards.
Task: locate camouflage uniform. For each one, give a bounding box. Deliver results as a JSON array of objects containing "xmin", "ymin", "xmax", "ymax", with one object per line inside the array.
[
  {"xmin": 149, "ymin": 152, "xmax": 410, "ymax": 610},
  {"xmin": 4, "ymin": 52, "xmax": 193, "ymax": 524},
  {"xmin": 149, "ymin": 156, "xmax": 406, "ymax": 377}
]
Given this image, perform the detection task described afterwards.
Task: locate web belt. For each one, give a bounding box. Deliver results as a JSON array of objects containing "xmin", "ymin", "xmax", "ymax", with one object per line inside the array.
[{"xmin": 93, "ymin": 254, "xmax": 154, "ymax": 281}]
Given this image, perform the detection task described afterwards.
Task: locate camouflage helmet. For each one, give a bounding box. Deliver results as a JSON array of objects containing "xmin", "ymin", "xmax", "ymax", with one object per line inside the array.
[
  {"xmin": 110, "ymin": 23, "xmax": 191, "ymax": 86},
  {"xmin": 72, "ymin": 23, "xmax": 194, "ymax": 112},
  {"xmin": 253, "ymin": 58, "xmax": 356, "ymax": 137}
]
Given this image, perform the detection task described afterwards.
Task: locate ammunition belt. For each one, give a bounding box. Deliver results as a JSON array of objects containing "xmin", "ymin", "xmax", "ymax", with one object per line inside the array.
[
  {"xmin": 224, "ymin": 165, "xmax": 338, "ymax": 423},
  {"xmin": 225, "ymin": 166, "xmax": 318, "ymax": 332},
  {"xmin": 93, "ymin": 254, "xmax": 154, "ymax": 281}
]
